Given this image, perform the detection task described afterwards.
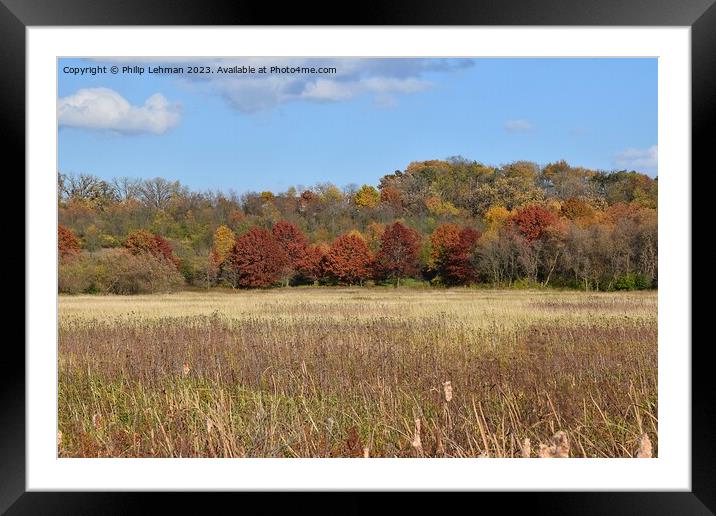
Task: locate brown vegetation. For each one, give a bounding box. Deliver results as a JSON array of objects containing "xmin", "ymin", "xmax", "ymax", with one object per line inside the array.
[{"xmin": 58, "ymin": 289, "xmax": 657, "ymax": 458}]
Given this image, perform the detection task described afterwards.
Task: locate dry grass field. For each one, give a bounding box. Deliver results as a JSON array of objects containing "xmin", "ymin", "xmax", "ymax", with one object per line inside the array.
[{"xmin": 58, "ymin": 288, "xmax": 657, "ymax": 458}]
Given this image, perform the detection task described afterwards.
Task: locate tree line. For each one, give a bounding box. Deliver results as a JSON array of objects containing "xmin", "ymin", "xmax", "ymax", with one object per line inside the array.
[{"xmin": 58, "ymin": 157, "xmax": 657, "ymax": 293}]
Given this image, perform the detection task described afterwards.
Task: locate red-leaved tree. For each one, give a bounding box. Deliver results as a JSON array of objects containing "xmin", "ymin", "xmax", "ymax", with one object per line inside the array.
[
  {"xmin": 373, "ymin": 221, "xmax": 421, "ymax": 285},
  {"xmin": 297, "ymin": 243, "xmax": 327, "ymax": 284},
  {"xmin": 272, "ymin": 220, "xmax": 308, "ymax": 285},
  {"xmin": 430, "ymin": 223, "xmax": 481, "ymax": 285},
  {"xmin": 508, "ymin": 205, "xmax": 559, "ymax": 243},
  {"xmin": 123, "ymin": 229, "xmax": 179, "ymax": 268},
  {"xmin": 323, "ymin": 233, "xmax": 373, "ymax": 285},
  {"xmin": 58, "ymin": 225, "xmax": 81, "ymax": 259},
  {"xmin": 227, "ymin": 227, "xmax": 288, "ymax": 288}
]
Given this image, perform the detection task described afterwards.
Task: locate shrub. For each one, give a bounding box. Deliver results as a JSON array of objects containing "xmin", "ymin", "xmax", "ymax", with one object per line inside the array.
[
  {"xmin": 97, "ymin": 251, "xmax": 184, "ymax": 294},
  {"xmin": 614, "ymin": 272, "xmax": 652, "ymax": 291},
  {"xmin": 58, "ymin": 250, "xmax": 184, "ymax": 294},
  {"xmin": 123, "ymin": 229, "xmax": 180, "ymax": 269},
  {"xmin": 58, "ymin": 256, "xmax": 94, "ymax": 294}
]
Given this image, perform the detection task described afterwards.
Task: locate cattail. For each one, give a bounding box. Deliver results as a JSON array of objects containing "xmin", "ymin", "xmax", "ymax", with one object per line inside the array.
[
  {"xmin": 443, "ymin": 381, "xmax": 453, "ymax": 402},
  {"xmin": 538, "ymin": 431, "xmax": 569, "ymax": 458},
  {"xmin": 411, "ymin": 418, "xmax": 423, "ymax": 455},
  {"xmin": 636, "ymin": 433, "xmax": 652, "ymax": 458},
  {"xmin": 435, "ymin": 431, "xmax": 445, "ymax": 456},
  {"xmin": 521, "ymin": 438, "xmax": 531, "ymax": 458},
  {"xmin": 182, "ymin": 361, "xmax": 190, "ymax": 377},
  {"xmin": 553, "ymin": 431, "xmax": 569, "ymax": 458},
  {"xmin": 345, "ymin": 426, "xmax": 364, "ymax": 457},
  {"xmin": 92, "ymin": 413, "xmax": 102, "ymax": 430},
  {"xmin": 206, "ymin": 418, "xmax": 214, "ymax": 435},
  {"xmin": 363, "ymin": 447, "xmax": 370, "ymax": 458}
]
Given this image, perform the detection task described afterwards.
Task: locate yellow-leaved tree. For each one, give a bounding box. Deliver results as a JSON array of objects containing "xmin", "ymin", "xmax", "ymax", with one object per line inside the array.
[
  {"xmin": 212, "ymin": 225, "xmax": 236, "ymax": 264},
  {"xmin": 483, "ymin": 205, "xmax": 513, "ymax": 231},
  {"xmin": 354, "ymin": 185, "xmax": 380, "ymax": 208}
]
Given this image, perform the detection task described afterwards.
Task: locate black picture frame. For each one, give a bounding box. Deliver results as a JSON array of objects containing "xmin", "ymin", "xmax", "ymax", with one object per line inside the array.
[{"xmin": 3, "ymin": 0, "xmax": 709, "ymax": 512}]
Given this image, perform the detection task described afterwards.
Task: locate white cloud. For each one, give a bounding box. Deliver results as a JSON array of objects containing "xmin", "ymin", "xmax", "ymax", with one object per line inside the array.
[
  {"xmin": 89, "ymin": 58, "xmax": 470, "ymax": 113},
  {"xmin": 300, "ymin": 78, "xmax": 357, "ymax": 102},
  {"xmin": 504, "ymin": 119, "xmax": 534, "ymax": 132},
  {"xmin": 289, "ymin": 76, "xmax": 430, "ymax": 104},
  {"xmin": 58, "ymin": 88, "xmax": 181, "ymax": 134},
  {"xmin": 614, "ymin": 145, "xmax": 658, "ymax": 170},
  {"xmin": 200, "ymin": 66, "xmax": 434, "ymax": 113}
]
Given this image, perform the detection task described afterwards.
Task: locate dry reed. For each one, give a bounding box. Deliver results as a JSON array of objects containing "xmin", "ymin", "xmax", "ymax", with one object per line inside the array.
[{"xmin": 58, "ymin": 289, "xmax": 657, "ymax": 458}]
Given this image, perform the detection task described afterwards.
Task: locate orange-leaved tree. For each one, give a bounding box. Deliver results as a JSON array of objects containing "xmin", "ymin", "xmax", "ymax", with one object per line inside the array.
[
  {"xmin": 430, "ymin": 223, "xmax": 481, "ymax": 285},
  {"xmin": 323, "ymin": 233, "xmax": 373, "ymax": 285},
  {"xmin": 123, "ymin": 229, "xmax": 179, "ymax": 268},
  {"xmin": 379, "ymin": 187, "xmax": 404, "ymax": 212},
  {"xmin": 58, "ymin": 225, "xmax": 81, "ymax": 259}
]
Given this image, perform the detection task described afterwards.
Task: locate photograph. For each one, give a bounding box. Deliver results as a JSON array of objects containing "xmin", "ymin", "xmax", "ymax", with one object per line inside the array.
[{"xmin": 56, "ymin": 56, "xmax": 658, "ymax": 459}]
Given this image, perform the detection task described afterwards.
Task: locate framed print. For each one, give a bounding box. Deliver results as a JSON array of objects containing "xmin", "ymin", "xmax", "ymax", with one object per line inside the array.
[{"xmin": 4, "ymin": 0, "xmax": 711, "ymax": 512}]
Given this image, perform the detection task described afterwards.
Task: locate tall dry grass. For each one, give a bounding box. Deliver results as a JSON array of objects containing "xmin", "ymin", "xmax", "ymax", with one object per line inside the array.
[{"xmin": 58, "ymin": 289, "xmax": 657, "ymax": 458}]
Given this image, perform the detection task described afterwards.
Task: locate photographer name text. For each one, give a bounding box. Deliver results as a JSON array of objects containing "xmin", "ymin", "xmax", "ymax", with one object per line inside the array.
[{"xmin": 62, "ymin": 65, "xmax": 338, "ymax": 76}]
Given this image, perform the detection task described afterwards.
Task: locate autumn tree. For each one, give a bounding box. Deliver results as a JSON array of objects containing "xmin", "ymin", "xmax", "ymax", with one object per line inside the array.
[
  {"xmin": 373, "ymin": 222, "xmax": 421, "ymax": 286},
  {"xmin": 58, "ymin": 225, "xmax": 81, "ymax": 259},
  {"xmin": 541, "ymin": 161, "xmax": 595, "ymax": 199},
  {"xmin": 323, "ymin": 233, "xmax": 373, "ymax": 285},
  {"xmin": 430, "ymin": 224, "xmax": 460, "ymax": 266},
  {"xmin": 363, "ymin": 222, "xmax": 385, "ymax": 252},
  {"xmin": 212, "ymin": 225, "xmax": 236, "ymax": 264},
  {"xmin": 605, "ymin": 202, "xmax": 649, "ymax": 225},
  {"xmin": 297, "ymin": 243, "xmax": 328, "ymax": 284},
  {"xmin": 273, "ymin": 220, "xmax": 309, "ymax": 285},
  {"xmin": 354, "ymin": 185, "xmax": 381, "ymax": 208},
  {"xmin": 205, "ymin": 225, "xmax": 236, "ymax": 287},
  {"xmin": 560, "ymin": 197, "xmax": 594, "ymax": 223},
  {"xmin": 227, "ymin": 227, "xmax": 288, "ymax": 288},
  {"xmin": 483, "ymin": 205, "xmax": 513, "ymax": 231},
  {"xmin": 57, "ymin": 160, "xmax": 657, "ymax": 292},
  {"xmin": 425, "ymin": 195, "xmax": 461, "ymax": 217},
  {"xmin": 508, "ymin": 205, "xmax": 559, "ymax": 243},
  {"xmin": 123, "ymin": 229, "xmax": 179, "ymax": 268},
  {"xmin": 430, "ymin": 224, "xmax": 481, "ymax": 285}
]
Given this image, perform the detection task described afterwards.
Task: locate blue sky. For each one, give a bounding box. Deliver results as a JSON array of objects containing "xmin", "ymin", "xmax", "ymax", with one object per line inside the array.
[{"xmin": 58, "ymin": 57, "xmax": 657, "ymax": 193}]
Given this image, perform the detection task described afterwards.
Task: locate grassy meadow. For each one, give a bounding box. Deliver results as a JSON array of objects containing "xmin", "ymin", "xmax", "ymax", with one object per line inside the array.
[{"xmin": 58, "ymin": 288, "xmax": 657, "ymax": 458}]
